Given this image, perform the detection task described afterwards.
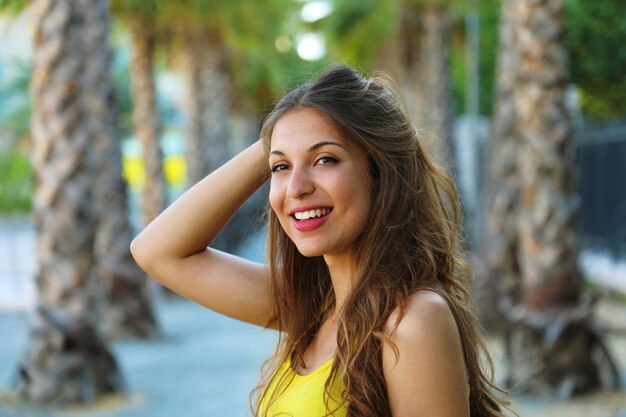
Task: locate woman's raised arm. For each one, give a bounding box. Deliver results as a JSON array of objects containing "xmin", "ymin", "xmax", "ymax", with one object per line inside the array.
[{"xmin": 130, "ymin": 140, "xmax": 275, "ymax": 328}]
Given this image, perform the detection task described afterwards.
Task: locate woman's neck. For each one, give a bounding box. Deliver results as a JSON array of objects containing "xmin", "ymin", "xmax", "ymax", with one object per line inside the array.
[{"xmin": 324, "ymin": 253, "xmax": 357, "ymax": 312}]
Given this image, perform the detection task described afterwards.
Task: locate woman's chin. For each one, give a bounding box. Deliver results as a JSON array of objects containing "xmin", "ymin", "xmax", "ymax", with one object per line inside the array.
[{"xmin": 294, "ymin": 245, "xmax": 325, "ymax": 258}]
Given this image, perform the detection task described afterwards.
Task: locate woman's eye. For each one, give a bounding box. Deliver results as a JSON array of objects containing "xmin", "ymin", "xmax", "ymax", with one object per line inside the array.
[
  {"xmin": 315, "ymin": 156, "xmax": 338, "ymax": 166},
  {"xmin": 271, "ymin": 163, "xmax": 289, "ymax": 173}
]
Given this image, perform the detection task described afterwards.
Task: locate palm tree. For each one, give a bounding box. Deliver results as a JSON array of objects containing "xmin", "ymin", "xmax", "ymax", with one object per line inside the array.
[
  {"xmin": 87, "ymin": 0, "xmax": 158, "ymax": 339},
  {"xmin": 493, "ymin": 0, "xmax": 618, "ymax": 396},
  {"xmin": 129, "ymin": 14, "xmax": 166, "ymax": 225},
  {"xmin": 478, "ymin": 0, "xmax": 521, "ymax": 329},
  {"xmin": 178, "ymin": 26, "xmax": 222, "ymax": 185},
  {"xmin": 111, "ymin": 1, "xmax": 166, "ymax": 226},
  {"xmin": 165, "ymin": 0, "xmax": 299, "ymax": 187},
  {"xmin": 400, "ymin": 1, "xmax": 453, "ymax": 165},
  {"xmin": 1, "ymin": 0, "xmax": 159, "ymax": 340},
  {"xmin": 165, "ymin": 9, "xmax": 232, "ymax": 186},
  {"xmin": 15, "ymin": 0, "xmax": 124, "ymax": 403}
]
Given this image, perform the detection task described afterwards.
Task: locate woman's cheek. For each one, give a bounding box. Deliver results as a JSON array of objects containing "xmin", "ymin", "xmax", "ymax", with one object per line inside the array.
[{"xmin": 268, "ymin": 181, "xmax": 284, "ymax": 214}]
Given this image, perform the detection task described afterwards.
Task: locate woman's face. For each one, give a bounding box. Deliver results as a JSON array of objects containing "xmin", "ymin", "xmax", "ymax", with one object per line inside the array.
[
  {"xmin": 268, "ymin": 107, "xmax": 374, "ymax": 261},
  {"xmin": 269, "ymin": 107, "xmax": 372, "ymax": 261}
]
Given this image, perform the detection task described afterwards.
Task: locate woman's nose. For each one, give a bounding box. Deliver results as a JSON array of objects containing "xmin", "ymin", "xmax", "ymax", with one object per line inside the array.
[{"xmin": 287, "ymin": 166, "xmax": 314, "ymax": 198}]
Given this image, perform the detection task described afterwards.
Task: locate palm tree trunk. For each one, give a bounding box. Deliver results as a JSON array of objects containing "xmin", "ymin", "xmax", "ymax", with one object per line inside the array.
[
  {"xmin": 128, "ymin": 16, "xmax": 166, "ymax": 226},
  {"xmin": 477, "ymin": 0, "xmax": 521, "ymax": 329},
  {"xmin": 182, "ymin": 29, "xmax": 231, "ymax": 186},
  {"xmin": 201, "ymin": 33, "xmax": 231, "ymax": 175},
  {"xmin": 16, "ymin": 0, "xmax": 123, "ymax": 404},
  {"xmin": 515, "ymin": 0, "xmax": 581, "ymax": 309},
  {"xmin": 375, "ymin": 9, "xmax": 408, "ymax": 95},
  {"xmin": 86, "ymin": 0, "xmax": 159, "ymax": 340},
  {"xmin": 181, "ymin": 32, "xmax": 205, "ymax": 186},
  {"xmin": 504, "ymin": 0, "xmax": 616, "ymax": 397},
  {"xmin": 405, "ymin": 6, "xmax": 453, "ymax": 166}
]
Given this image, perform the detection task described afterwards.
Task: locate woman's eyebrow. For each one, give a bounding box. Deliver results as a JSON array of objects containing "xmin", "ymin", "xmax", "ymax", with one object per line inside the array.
[
  {"xmin": 308, "ymin": 141, "xmax": 346, "ymax": 152},
  {"xmin": 270, "ymin": 141, "xmax": 347, "ymax": 156}
]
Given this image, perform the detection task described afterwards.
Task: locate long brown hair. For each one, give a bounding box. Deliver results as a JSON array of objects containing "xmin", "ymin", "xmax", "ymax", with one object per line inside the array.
[{"xmin": 252, "ymin": 64, "xmax": 507, "ymax": 416}]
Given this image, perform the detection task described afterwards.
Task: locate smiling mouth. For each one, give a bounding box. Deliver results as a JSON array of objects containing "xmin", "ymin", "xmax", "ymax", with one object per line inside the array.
[{"xmin": 292, "ymin": 208, "xmax": 332, "ymax": 221}]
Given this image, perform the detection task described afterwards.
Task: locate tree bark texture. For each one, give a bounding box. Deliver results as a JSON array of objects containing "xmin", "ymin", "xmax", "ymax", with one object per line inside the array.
[
  {"xmin": 478, "ymin": 0, "xmax": 521, "ymax": 329},
  {"xmin": 375, "ymin": 15, "xmax": 406, "ymax": 87},
  {"xmin": 377, "ymin": 6, "xmax": 452, "ymax": 167},
  {"xmin": 502, "ymin": 0, "xmax": 616, "ymax": 397},
  {"xmin": 16, "ymin": 0, "xmax": 123, "ymax": 404},
  {"xmin": 404, "ymin": 6, "xmax": 453, "ymax": 167},
  {"xmin": 515, "ymin": 0, "xmax": 580, "ymax": 308},
  {"xmin": 181, "ymin": 29, "xmax": 258, "ymax": 253},
  {"xmin": 128, "ymin": 17, "xmax": 166, "ymax": 226},
  {"xmin": 182, "ymin": 29, "xmax": 231, "ymax": 186},
  {"xmin": 181, "ymin": 36, "xmax": 203, "ymax": 186},
  {"xmin": 85, "ymin": 0, "xmax": 158, "ymax": 339}
]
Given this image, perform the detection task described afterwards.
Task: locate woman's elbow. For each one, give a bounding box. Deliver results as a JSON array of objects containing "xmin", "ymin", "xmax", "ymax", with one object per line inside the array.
[{"xmin": 130, "ymin": 235, "xmax": 154, "ymax": 274}]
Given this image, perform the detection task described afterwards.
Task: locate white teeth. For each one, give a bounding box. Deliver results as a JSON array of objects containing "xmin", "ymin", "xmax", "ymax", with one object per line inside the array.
[{"xmin": 294, "ymin": 208, "xmax": 330, "ymax": 220}]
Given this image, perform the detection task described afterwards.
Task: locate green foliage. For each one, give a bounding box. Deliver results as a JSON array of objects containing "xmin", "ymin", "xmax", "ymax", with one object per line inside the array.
[
  {"xmin": 0, "ymin": 0, "xmax": 27, "ymax": 15},
  {"xmin": 110, "ymin": 0, "xmax": 159, "ymax": 17},
  {"xmin": 323, "ymin": 0, "xmax": 399, "ymax": 69},
  {"xmin": 449, "ymin": 22, "xmax": 466, "ymax": 116},
  {"xmin": 0, "ymin": 150, "xmax": 32, "ymax": 213},
  {"xmin": 123, "ymin": 0, "xmax": 309, "ymax": 109},
  {"xmin": 565, "ymin": 0, "xmax": 626, "ymax": 121},
  {"xmin": 454, "ymin": 3, "xmax": 498, "ymax": 117},
  {"xmin": 323, "ymin": 0, "xmax": 499, "ymax": 117},
  {"xmin": 453, "ymin": 0, "xmax": 626, "ymax": 122},
  {"xmin": 215, "ymin": 0, "xmax": 307, "ymax": 106},
  {"xmin": 441, "ymin": 3, "xmax": 499, "ymax": 117},
  {"xmin": 477, "ymin": 4, "xmax": 498, "ymax": 116}
]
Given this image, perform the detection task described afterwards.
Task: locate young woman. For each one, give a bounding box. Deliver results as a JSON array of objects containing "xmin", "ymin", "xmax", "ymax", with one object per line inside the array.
[{"xmin": 131, "ymin": 64, "xmax": 507, "ymax": 416}]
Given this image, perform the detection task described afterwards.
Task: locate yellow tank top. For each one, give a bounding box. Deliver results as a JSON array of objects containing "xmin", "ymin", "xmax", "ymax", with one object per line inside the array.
[{"xmin": 259, "ymin": 356, "xmax": 348, "ymax": 417}]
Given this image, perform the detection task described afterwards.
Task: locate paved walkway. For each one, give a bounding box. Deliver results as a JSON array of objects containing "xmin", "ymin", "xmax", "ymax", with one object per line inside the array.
[
  {"xmin": 0, "ymin": 299, "xmax": 277, "ymax": 417},
  {"xmin": 0, "ymin": 218, "xmax": 36, "ymax": 312}
]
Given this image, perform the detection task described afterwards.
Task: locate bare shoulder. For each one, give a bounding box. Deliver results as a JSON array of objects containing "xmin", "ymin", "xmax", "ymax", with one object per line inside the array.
[
  {"xmin": 382, "ymin": 290, "xmax": 469, "ymax": 416},
  {"xmin": 384, "ymin": 290, "xmax": 455, "ymax": 338}
]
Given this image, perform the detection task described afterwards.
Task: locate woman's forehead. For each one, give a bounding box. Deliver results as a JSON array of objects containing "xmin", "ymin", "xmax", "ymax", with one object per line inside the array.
[{"xmin": 270, "ymin": 107, "xmax": 353, "ymax": 151}]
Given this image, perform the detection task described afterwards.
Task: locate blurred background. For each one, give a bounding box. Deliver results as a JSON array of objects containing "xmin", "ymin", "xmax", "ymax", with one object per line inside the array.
[{"xmin": 0, "ymin": 0, "xmax": 625, "ymax": 416}]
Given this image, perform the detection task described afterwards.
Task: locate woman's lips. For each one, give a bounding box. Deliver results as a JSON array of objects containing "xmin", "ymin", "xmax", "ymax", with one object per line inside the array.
[{"xmin": 291, "ymin": 210, "xmax": 332, "ymax": 232}]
